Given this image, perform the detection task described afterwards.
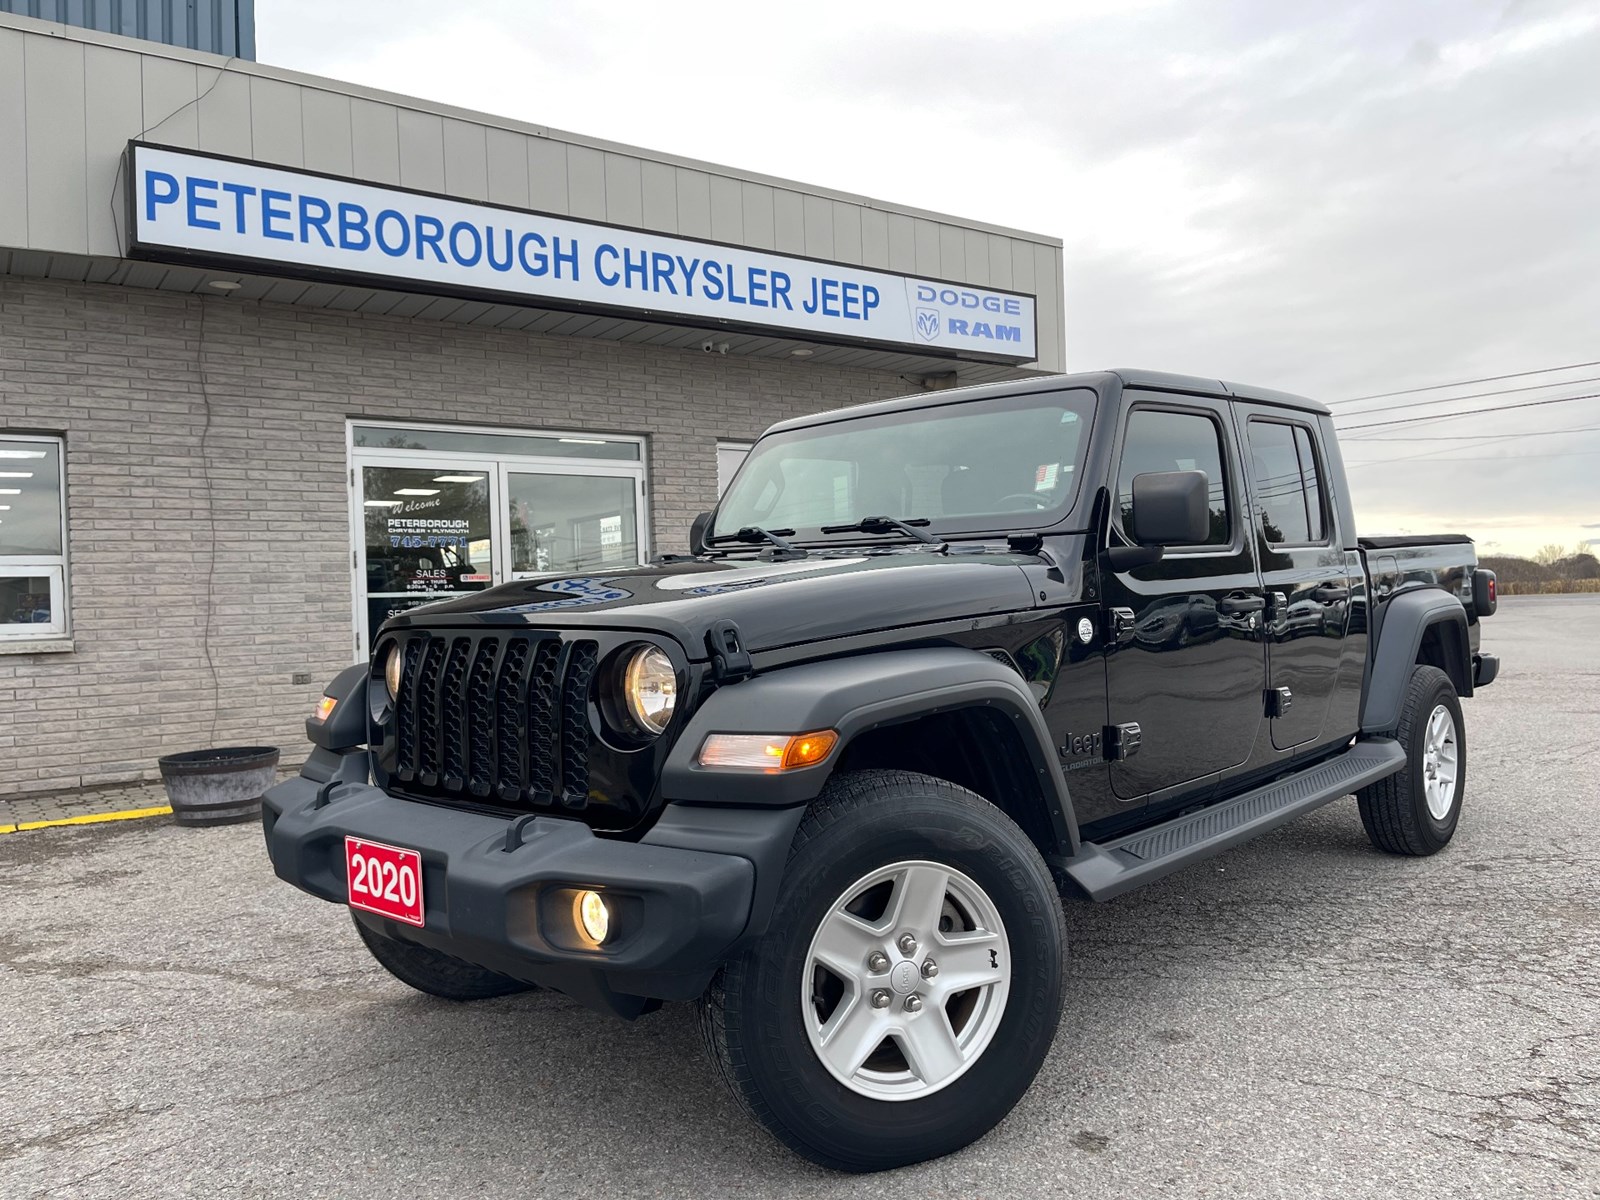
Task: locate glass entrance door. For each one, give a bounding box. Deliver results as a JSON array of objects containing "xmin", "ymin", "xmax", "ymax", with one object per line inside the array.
[
  {"xmin": 503, "ymin": 468, "xmax": 643, "ymax": 579},
  {"xmin": 357, "ymin": 459, "xmax": 497, "ymax": 651},
  {"xmin": 349, "ymin": 423, "xmax": 649, "ymax": 656}
]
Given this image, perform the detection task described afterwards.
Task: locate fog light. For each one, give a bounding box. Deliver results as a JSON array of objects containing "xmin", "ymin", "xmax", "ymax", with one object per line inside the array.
[{"xmin": 577, "ymin": 890, "xmax": 609, "ymax": 944}]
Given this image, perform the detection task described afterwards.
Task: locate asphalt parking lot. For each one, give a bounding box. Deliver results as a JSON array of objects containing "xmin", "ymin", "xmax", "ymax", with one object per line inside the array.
[{"xmin": 3, "ymin": 596, "xmax": 1596, "ymax": 1199}]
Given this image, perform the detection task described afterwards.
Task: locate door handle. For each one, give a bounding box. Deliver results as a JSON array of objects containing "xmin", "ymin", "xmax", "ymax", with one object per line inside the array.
[
  {"xmin": 1217, "ymin": 593, "xmax": 1265, "ymax": 614},
  {"xmin": 1311, "ymin": 585, "xmax": 1349, "ymax": 602}
]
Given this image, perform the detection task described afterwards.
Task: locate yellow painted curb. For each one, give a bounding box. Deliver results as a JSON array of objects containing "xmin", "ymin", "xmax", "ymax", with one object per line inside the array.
[{"xmin": 0, "ymin": 804, "xmax": 173, "ymax": 834}]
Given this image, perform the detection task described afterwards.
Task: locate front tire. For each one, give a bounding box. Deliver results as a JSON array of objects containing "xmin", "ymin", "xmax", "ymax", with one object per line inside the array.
[
  {"xmin": 699, "ymin": 770, "xmax": 1067, "ymax": 1172},
  {"xmin": 1357, "ymin": 664, "xmax": 1466, "ymax": 855},
  {"xmin": 352, "ymin": 912, "xmax": 534, "ymax": 1001}
]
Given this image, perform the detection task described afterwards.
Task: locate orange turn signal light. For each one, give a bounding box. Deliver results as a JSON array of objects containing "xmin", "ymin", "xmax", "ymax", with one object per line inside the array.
[
  {"xmin": 313, "ymin": 695, "xmax": 338, "ymax": 722},
  {"xmin": 783, "ymin": 731, "xmax": 839, "ymax": 769},
  {"xmin": 698, "ymin": 729, "xmax": 839, "ymax": 772}
]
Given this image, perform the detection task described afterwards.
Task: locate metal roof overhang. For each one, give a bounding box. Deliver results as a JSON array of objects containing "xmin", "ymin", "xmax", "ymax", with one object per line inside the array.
[{"xmin": 0, "ymin": 247, "xmax": 1044, "ymax": 386}]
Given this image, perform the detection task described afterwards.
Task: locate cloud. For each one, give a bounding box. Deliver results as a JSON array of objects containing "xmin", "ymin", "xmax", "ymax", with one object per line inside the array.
[{"xmin": 254, "ymin": 1, "xmax": 1600, "ymax": 554}]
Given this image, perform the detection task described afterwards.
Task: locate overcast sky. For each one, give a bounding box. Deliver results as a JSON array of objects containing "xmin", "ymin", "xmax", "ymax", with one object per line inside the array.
[{"xmin": 257, "ymin": 0, "xmax": 1599, "ymax": 557}]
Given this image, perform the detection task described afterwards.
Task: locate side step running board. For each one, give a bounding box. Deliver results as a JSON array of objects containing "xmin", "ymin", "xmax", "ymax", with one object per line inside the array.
[{"xmin": 1054, "ymin": 739, "xmax": 1405, "ymax": 902}]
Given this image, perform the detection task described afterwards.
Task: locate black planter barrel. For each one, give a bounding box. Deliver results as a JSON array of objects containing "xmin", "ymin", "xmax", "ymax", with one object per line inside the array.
[{"xmin": 157, "ymin": 746, "xmax": 280, "ymax": 827}]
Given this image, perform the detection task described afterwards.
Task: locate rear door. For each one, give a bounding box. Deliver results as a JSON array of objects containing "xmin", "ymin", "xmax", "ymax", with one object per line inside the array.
[
  {"xmin": 1236, "ymin": 408, "xmax": 1352, "ymax": 750},
  {"xmin": 1101, "ymin": 393, "xmax": 1268, "ymax": 803}
]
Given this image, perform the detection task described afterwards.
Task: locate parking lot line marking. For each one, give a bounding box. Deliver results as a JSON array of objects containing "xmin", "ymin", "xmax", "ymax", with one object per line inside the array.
[{"xmin": 0, "ymin": 805, "xmax": 173, "ymax": 834}]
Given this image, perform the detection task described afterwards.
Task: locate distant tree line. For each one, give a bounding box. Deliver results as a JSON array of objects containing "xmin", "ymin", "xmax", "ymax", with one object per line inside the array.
[{"xmin": 1481, "ymin": 542, "xmax": 1600, "ymax": 593}]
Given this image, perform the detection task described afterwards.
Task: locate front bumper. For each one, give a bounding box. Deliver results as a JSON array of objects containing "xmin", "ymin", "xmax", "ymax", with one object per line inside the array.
[{"xmin": 262, "ymin": 753, "xmax": 773, "ymax": 1016}]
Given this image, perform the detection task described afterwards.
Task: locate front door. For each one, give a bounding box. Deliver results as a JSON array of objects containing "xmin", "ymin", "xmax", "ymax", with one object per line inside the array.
[
  {"xmin": 1237, "ymin": 408, "xmax": 1352, "ymax": 750},
  {"xmin": 357, "ymin": 458, "xmax": 498, "ymax": 649},
  {"xmin": 349, "ymin": 423, "xmax": 649, "ymax": 653},
  {"xmin": 502, "ymin": 466, "xmax": 644, "ymax": 579},
  {"xmin": 1101, "ymin": 393, "xmax": 1268, "ymax": 803}
]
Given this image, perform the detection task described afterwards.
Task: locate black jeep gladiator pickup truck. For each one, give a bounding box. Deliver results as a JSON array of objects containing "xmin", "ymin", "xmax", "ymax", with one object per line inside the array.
[{"xmin": 263, "ymin": 368, "xmax": 1498, "ymax": 1172}]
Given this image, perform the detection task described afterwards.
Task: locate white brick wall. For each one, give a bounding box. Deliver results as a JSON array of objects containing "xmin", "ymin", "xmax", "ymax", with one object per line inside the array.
[{"xmin": 0, "ymin": 277, "xmax": 910, "ymax": 796}]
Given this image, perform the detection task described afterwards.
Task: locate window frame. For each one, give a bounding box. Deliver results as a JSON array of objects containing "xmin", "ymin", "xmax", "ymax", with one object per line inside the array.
[
  {"xmin": 0, "ymin": 432, "xmax": 70, "ymax": 643},
  {"xmin": 716, "ymin": 440, "xmax": 754, "ymax": 498},
  {"xmin": 1244, "ymin": 416, "xmax": 1332, "ymax": 549},
  {"xmin": 1111, "ymin": 400, "xmax": 1242, "ymax": 557}
]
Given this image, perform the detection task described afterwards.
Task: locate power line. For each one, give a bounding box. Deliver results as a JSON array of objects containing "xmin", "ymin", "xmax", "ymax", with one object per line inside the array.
[
  {"xmin": 1338, "ymin": 391, "xmax": 1600, "ymax": 433},
  {"xmin": 1341, "ymin": 414, "xmax": 1600, "ymax": 469},
  {"xmin": 1334, "ymin": 359, "xmax": 1600, "ymax": 405},
  {"xmin": 1346, "ymin": 448, "xmax": 1600, "ymax": 467},
  {"xmin": 1344, "ymin": 423, "xmax": 1600, "ymax": 442},
  {"xmin": 1329, "ymin": 373, "xmax": 1600, "ymax": 419},
  {"xmin": 1333, "ymin": 383, "xmax": 1600, "ymax": 423}
]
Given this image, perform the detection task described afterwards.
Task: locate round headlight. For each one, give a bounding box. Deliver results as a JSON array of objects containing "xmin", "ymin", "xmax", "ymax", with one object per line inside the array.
[
  {"xmin": 384, "ymin": 643, "xmax": 404, "ymax": 702},
  {"xmin": 623, "ymin": 646, "xmax": 677, "ymax": 736}
]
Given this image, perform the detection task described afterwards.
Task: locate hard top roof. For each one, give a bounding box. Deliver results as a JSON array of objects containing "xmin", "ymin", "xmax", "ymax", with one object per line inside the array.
[{"xmin": 763, "ymin": 368, "xmax": 1330, "ymax": 436}]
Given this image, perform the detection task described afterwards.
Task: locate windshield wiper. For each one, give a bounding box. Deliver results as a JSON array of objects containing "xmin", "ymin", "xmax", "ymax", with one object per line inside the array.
[
  {"xmin": 820, "ymin": 515, "xmax": 944, "ymax": 547},
  {"xmin": 706, "ymin": 525, "xmax": 806, "ymax": 557}
]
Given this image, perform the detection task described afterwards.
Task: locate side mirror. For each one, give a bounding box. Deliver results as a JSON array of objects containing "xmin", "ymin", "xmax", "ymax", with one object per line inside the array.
[
  {"xmin": 1130, "ymin": 470, "xmax": 1211, "ymax": 546},
  {"xmin": 688, "ymin": 511, "xmax": 713, "ymax": 556}
]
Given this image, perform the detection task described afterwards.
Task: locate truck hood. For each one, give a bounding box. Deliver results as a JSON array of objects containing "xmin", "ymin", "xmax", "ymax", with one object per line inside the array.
[{"xmin": 382, "ymin": 548, "xmax": 1041, "ymax": 657}]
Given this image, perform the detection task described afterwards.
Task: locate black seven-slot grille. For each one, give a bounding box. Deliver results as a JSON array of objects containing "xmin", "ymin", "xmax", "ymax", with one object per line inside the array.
[{"xmin": 387, "ymin": 631, "xmax": 599, "ymax": 809}]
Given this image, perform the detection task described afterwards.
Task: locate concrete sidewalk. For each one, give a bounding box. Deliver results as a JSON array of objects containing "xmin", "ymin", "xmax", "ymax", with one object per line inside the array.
[
  {"xmin": 0, "ymin": 767, "xmax": 300, "ymax": 833},
  {"xmin": 0, "ymin": 779, "xmax": 173, "ymax": 832}
]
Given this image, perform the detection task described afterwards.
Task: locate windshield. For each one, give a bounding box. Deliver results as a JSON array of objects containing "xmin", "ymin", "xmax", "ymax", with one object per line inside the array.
[{"xmin": 714, "ymin": 388, "xmax": 1096, "ymax": 541}]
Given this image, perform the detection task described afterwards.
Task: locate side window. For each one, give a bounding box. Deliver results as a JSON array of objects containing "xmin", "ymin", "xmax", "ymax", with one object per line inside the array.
[
  {"xmin": 1117, "ymin": 409, "xmax": 1230, "ymax": 546},
  {"xmin": 0, "ymin": 433, "xmax": 69, "ymax": 641},
  {"xmin": 1293, "ymin": 425, "xmax": 1327, "ymax": 541},
  {"xmin": 1247, "ymin": 420, "xmax": 1327, "ymax": 545}
]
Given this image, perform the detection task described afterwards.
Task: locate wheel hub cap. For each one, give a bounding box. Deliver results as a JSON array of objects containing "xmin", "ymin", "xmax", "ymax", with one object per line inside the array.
[
  {"xmin": 889, "ymin": 960, "xmax": 919, "ymax": 995},
  {"xmin": 800, "ymin": 859, "xmax": 1010, "ymax": 1102}
]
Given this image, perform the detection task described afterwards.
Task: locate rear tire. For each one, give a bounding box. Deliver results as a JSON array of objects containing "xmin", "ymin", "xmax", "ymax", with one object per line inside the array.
[
  {"xmin": 1356, "ymin": 664, "xmax": 1465, "ymax": 856},
  {"xmin": 698, "ymin": 769, "xmax": 1067, "ymax": 1172},
  {"xmin": 352, "ymin": 912, "xmax": 534, "ymax": 1001}
]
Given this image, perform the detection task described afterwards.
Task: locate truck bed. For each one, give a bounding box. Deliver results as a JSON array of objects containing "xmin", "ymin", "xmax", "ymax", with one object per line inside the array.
[{"xmin": 1360, "ymin": 537, "xmax": 1477, "ymax": 609}]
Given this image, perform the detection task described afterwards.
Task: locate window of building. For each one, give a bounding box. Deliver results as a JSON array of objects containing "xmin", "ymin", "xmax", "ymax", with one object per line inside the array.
[
  {"xmin": 717, "ymin": 442, "xmax": 752, "ymax": 496},
  {"xmin": 1247, "ymin": 420, "xmax": 1327, "ymax": 545},
  {"xmin": 0, "ymin": 434, "xmax": 69, "ymax": 641},
  {"xmin": 1116, "ymin": 409, "xmax": 1231, "ymax": 546},
  {"xmin": 348, "ymin": 421, "xmax": 648, "ymax": 653},
  {"xmin": 353, "ymin": 424, "xmax": 640, "ymax": 461}
]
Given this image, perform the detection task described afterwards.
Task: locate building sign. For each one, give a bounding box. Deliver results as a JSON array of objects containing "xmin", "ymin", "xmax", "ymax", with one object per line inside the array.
[{"xmin": 126, "ymin": 143, "xmax": 1038, "ymax": 362}]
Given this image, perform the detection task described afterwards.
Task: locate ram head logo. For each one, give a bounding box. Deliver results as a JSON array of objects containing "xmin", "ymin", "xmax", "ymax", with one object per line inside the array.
[{"xmin": 915, "ymin": 308, "xmax": 941, "ymax": 342}]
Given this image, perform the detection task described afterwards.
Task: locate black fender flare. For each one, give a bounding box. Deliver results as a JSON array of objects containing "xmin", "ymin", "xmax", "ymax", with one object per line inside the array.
[
  {"xmin": 1361, "ymin": 589, "xmax": 1471, "ymax": 734},
  {"xmin": 660, "ymin": 647, "xmax": 1079, "ymax": 853}
]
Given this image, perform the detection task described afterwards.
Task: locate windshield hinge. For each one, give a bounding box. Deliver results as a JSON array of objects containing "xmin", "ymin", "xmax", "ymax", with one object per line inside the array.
[{"xmin": 706, "ymin": 619, "xmax": 754, "ymax": 682}]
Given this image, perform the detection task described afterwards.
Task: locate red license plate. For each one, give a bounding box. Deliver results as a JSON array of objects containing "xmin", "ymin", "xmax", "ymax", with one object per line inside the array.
[{"xmin": 345, "ymin": 836, "xmax": 425, "ymax": 927}]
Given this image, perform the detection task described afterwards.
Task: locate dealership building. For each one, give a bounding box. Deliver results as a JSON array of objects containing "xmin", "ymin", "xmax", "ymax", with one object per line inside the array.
[{"xmin": 0, "ymin": 9, "xmax": 1066, "ymax": 797}]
